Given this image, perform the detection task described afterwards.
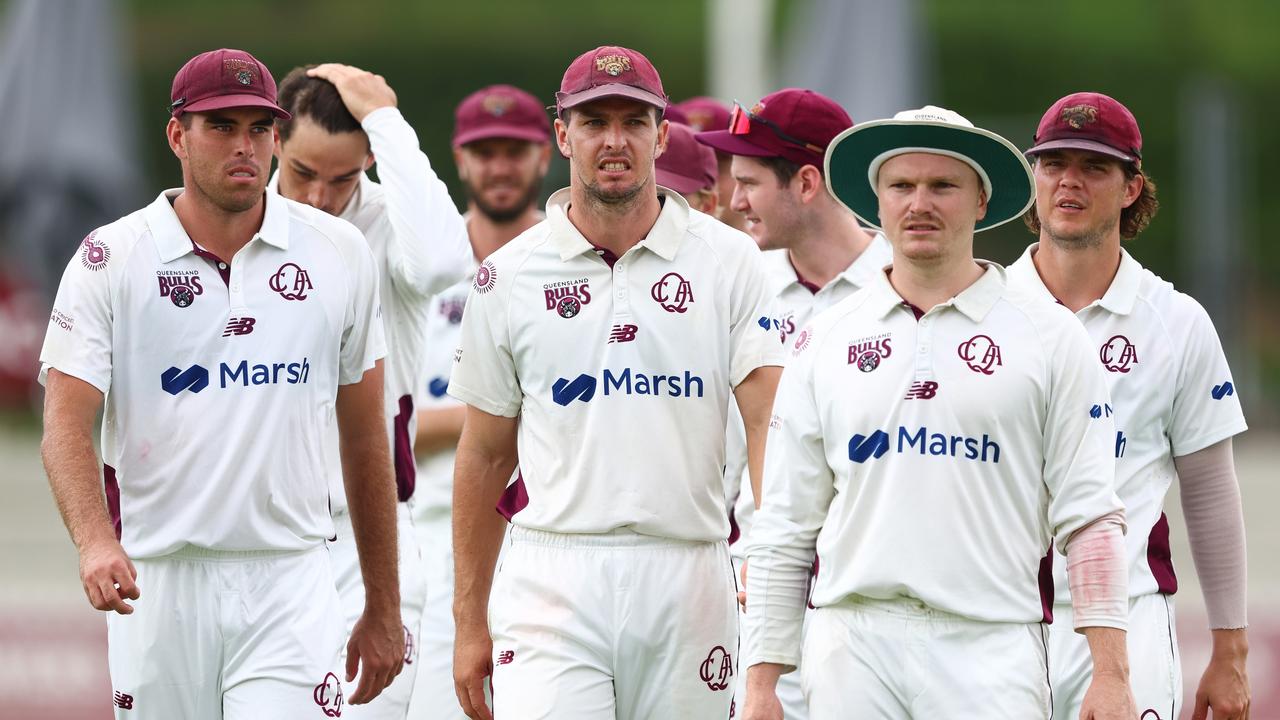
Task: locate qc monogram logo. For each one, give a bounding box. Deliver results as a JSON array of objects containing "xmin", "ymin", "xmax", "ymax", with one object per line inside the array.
[
  {"xmin": 313, "ymin": 672, "xmax": 343, "ymax": 717},
  {"xmin": 1099, "ymin": 335, "xmax": 1138, "ymax": 373},
  {"xmin": 699, "ymin": 646, "xmax": 733, "ymax": 691},
  {"xmin": 650, "ymin": 272, "xmax": 694, "ymax": 313},
  {"xmin": 269, "ymin": 262, "xmax": 313, "ymax": 301},
  {"xmin": 958, "ymin": 334, "xmax": 1003, "ymax": 375}
]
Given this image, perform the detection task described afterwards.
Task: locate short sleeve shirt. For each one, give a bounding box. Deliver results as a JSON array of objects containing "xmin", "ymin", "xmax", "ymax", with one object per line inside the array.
[
  {"xmin": 39, "ymin": 189, "xmax": 385, "ymax": 558},
  {"xmin": 448, "ymin": 188, "xmax": 784, "ymax": 542},
  {"xmin": 1008, "ymin": 244, "xmax": 1248, "ymax": 601}
]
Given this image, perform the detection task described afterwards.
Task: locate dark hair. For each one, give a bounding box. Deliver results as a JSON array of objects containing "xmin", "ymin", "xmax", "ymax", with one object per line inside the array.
[
  {"xmin": 1024, "ymin": 160, "xmax": 1159, "ymax": 239},
  {"xmin": 758, "ymin": 155, "xmax": 802, "ymax": 187},
  {"xmin": 276, "ymin": 65, "xmax": 363, "ymax": 142}
]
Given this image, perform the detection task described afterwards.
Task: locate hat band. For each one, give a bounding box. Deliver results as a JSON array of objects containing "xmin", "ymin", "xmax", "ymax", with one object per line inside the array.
[{"xmin": 868, "ymin": 147, "xmax": 993, "ymax": 201}]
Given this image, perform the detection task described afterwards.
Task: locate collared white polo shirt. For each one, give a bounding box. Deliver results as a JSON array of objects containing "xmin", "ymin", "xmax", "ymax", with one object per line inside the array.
[
  {"xmin": 724, "ymin": 233, "xmax": 892, "ymax": 547},
  {"xmin": 39, "ymin": 188, "xmax": 385, "ymax": 559},
  {"xmin": 1008, "ymin": 244, "xmax": 1247, "ymax": 602},
  {"xmin": 745, "ymin": 263, "xmax": 1122, "ymax": 668},
  {"xmin": 448, "ymin": 188, "xmax": 783, "ymax": 542},
  {"xmin": 271, "ymin": 106, "xmax": 471, "ymax": 512}
]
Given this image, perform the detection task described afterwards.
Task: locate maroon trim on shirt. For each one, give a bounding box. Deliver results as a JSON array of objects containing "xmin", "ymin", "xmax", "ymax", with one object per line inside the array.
[
  {"xmin": 727, "ymin": 506, "xmax": 740, "ymax": 545},
  {"xmin": 788, "ymin": 258, "xmax": 821, "ymax": 295},
  {"xmin": 190, "ymin": 241, "xmax": 232, "ymax": 286},
  {"xmin": 590, "ymin": 243, "xmax": 619, "ymax": 268},
  {"xmin": 903, "ymin": 301, "xmax": 925, "ymax": 320},
  {"xmin": 1038, "ymin": 546, "xmax": 1055, "ymax": 623},
  {"xmin": 104, "ymin": 464, "xmax": 122, "ymax": 541},
  {"xmin": 496, "ymin": 471, "xmax": 529, "ymax": 521},
  {"xmin": 392, "ymin": 394, "xmax": 417, "ymax": 502},
  {"xmin": 1147, "ymin": 512, "xmax": 1179, "ymax": 594}
]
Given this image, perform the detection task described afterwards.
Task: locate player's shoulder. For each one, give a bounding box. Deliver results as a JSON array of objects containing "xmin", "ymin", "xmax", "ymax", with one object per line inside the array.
[
  {"xmin": 685, "ymin": 207, "xmax": 758, "ymax": 258},
  {"xmin": 1130, "ymin": 261, "xmax": 1220, "ymax": 345},
  {"xmin": 467, "ymin": 220, "xmax": 552, "ymax": 297},
  {"xmin": 789, "ymin": 285, "xmax": 878, "ymax": 360},
  {"xmin": 281, "ymin": 194, "xmax": 368, "ymax": 250}
]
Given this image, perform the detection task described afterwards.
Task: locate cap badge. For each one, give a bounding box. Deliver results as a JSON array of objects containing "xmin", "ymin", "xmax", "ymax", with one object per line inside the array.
[
  {"xmin": 482, "ymin": 94, "xmax": 515, "ymax": 117},
  {"xmin": 1060, "ymin": 104, "xmax": 1098, "ymax": 130},
  {"xmin": 223, "ymin": 59, "xmax": 258, "ymax": 86},
  {"xmin": 594, "ymin": 55, "xmax": 632, "ymax": 76}
]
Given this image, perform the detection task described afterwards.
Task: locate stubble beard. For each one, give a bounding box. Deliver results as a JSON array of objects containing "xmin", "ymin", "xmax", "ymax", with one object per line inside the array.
[
  {"xmin": 190, "ymin": 162, "xmax": 264, "ymax": 214},
  {"xmin": 1045, "ymin": 214, "xmax": 1116, "ymax": 251},
  {"xmin": 469, "ymin": 177, "xmax": 542, "ymax": 224}
]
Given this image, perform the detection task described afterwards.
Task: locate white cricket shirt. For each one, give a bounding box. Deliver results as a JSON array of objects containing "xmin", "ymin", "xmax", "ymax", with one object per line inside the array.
[
  {"xmin": 1008, "ymin": 244, "xmax": 1247, "ymax": 603},
  {"xmin": 271, "ymin": 106, "xmax": 470, "ymax": 512},
  {"xmin": 745, "ymin": 263, "xmax": 1123, "ymax": 668},
  {"xmin": 39, "ymin": 189, "xmax": 385, "ymax": 558},
  {"xmin": 448, "ymin": 188, "xmax": 784, "ymax": 542},
  {"xmin": 723, "ymin": 234, "xmax": 893, "ymax": 550}
]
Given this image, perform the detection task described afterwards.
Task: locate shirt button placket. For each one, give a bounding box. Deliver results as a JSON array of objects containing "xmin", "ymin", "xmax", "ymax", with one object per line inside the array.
[
  {"xmin": 915, "ymin": 313, "xmax": 934, "ymax": 379},
  {"xmin": 614, "ymin": 258, "xmax": 630, "ymax": 316}
]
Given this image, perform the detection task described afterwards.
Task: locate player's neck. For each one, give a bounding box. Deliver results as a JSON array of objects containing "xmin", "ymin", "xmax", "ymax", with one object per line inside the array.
[
  {"xmin": 787, "ymin": 210, "xmax": 873, "ymax": 291},
  {"xmin": 566, "ymin": 183, "xmax": 662, "ymax": 258},
  {"xmin": 888, "ymin": 248, "xmax": 985, "ymax": 313},
  {"xmin": 172, "ymin": 188, "xmax": 265, "ymax": 262},
  {"xmin": 467, "ymin": 205, "xmax": 542, "ymax": 263},
  {"xmin": 1031, "ymin": 234, "xmax": 1123, "ymax": 313}
]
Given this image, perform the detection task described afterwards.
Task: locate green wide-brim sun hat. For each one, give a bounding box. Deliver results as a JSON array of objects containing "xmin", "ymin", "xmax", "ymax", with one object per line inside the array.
[{"xmin": 824, "ymin": 106, "xmax": 1034, "ymax": 232}]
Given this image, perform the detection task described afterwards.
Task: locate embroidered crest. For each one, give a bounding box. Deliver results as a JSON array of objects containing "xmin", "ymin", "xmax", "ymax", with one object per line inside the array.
[
  {"xmin": 1060, "ymin": 104, "xmax": 1098, "ymax": 130},
  {"xmin": 595, "ymin": 55, "xmax": 632, "ymax": 76}
]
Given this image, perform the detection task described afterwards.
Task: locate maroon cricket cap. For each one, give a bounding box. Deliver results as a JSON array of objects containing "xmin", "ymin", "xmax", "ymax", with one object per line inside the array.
[
  {"xmin": 656, "ymin": 123, "xmax": 718, "ymax": 195},
  {"xmin": 169, "ymin": 48, "xmax": 289, "ymax": 120},
  {"xmin": 673, "ymin": 96, "xmax": 731, "ymax": 133},
  {"xmin": 555, "ymin": 45, "xmax": 667, "ymax": 117},
  {"xmin": 1026, "ymin": 92, "xmax": 1142, "ymax": 165},
  {"xmin": 696, "ymin": 88, "xmax": 851, "ymax": 171},
  {"xmin": 453, "ymin": 84, "xmax": 552, "ymax": 148}
]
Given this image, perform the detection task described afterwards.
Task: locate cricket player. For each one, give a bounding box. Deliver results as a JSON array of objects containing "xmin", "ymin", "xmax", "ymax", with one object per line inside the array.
[
  {"xmin": 407, "ymin": 83, "xmax": 552, "ymax": 719},
  {"xmin": 674, "ymin": 96, "xmax": 744, "ymax": 231},
  {"xmin": 1011, "ymin": 92, "xmax": 1250, "ymax": 720},
  {"xmin": 39, "ymin": 48, "xmax": 403, "ymax": 719},
  {"xmin": 744, "ymin": 106, "xmax": 1137, "ymax": 720},
  {"xmin": 697, "ymin": 87, "xmax": 891, "ymax": 719},
  {"xmin": 655, "ymin": 121, "xmax": 719, "ymax": 214},
  {"xmin": 270, "ymin": 62, "xmax": 471, "ymax": 717},
  {"xmin": 448, "ymin": 45, "xmax": 784, "ymax": 720}
]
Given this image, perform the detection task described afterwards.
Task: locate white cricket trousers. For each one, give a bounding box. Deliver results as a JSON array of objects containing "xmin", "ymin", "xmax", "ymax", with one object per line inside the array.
[
  {"xmin": 1050, "ymin": 593, "xmax": 1182, "ymax": 720},
  {"xmin": 488, "ymin": 526, "xmax": 739, "ymax": 719},
  {"xmin": 802, "ymin": 596, "xmax": 1051, "ymax": 719},
  {"xmin": 106, "ymin": 544, "xmax": 344, "ymax": 720},
  {"xmin": 330, "ymin": 503, "xmax": 428, "ymax": 719}
]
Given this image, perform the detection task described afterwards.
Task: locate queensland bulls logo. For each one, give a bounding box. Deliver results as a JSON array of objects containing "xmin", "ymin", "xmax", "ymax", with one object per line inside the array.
[
  {"xmin": 269, "ymin": 262, "xmax": 313, "ymax": 301},
  {"xmin": 313, "ymin": 672, "xmax": 343, "ymax": 717},
  {"xmin": 594, "ymin": 54, "xmax": 632, "ymax": 76},
  {"xmin": 699, "ymin": 646, "xmax": 733, "ymax": 691},
  {"xmin": 1099, "ymin": 334, "xmax": 1138, "ymax": 373},
  {"xmin": 651, "ymin": 272, "xmax": 694, "ymax": 313},
  {"xmin": 958, "ymin": 334, "xmax": 1003, "ymax": 375},
  {"xmin": 848, "ymin": 333, "xmax": 892, "ymax": 373},
  {"xmin": 157, "ymin": 270, "xmax": 204, "ymax": 308},
  {"xmin": 545, "ymin": 279, "xmax": 592, "ymax": 319},
  {"xmin": 1060, "ymin": 104, "xmax": 1099, "ymax": 130},
  {"xmin": 80, "ymin": 231, "xmax": 110, "ymax": 271}
]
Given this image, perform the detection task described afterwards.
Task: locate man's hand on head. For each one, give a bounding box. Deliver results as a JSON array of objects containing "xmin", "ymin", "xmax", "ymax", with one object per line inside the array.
[{"xmin": 307, "ymin": 63, "xmax": 397, "ymax": 123}]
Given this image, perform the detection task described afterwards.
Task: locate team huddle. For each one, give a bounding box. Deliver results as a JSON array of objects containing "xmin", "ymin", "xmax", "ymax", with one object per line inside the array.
[{"xmin": 36, "ymin": 43, "xmax": 1249, "ymax": 720}]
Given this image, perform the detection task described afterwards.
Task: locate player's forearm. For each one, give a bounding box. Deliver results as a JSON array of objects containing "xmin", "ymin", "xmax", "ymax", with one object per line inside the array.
[
  {"xmin": 414, "ymin": 406, "xmax": 466, "ymax": 457},
  {"xmin": 1065, "ymin": 511, "xmax": 1129, "ymax": 631},
  {"xmin": 364, "ymin": 108, "xmax": 471, "ymax": 296},
  {"xmin": 1081, "ymin": 626, "xmax": 1130, "ymax": 679},
  {"xmin": 734, "ymin": 366, "xmax": 781, "ymax": 508},
  {"xmin": 341, "ymin": 433, "xmax": 401, "ymax": 616},
  {"xmin": 743, "ymin": 544, "xmax": 813, "ymax": 671},
  {"xmin": 1174, "ymin": 439, "xmax": 1248, "ymax": 629},
  {"xmin": 41, "ymin": 371, "xmax": 114, "ymax": 551},
  {"xmin": 451, "ymin": 437, "xmax": 516, "ymax": 632}
]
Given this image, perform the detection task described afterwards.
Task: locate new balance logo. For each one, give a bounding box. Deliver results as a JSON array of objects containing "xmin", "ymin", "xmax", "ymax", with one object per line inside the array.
[
  {"xmin": 114, "ymin": 691, "xmax": 134, "ymax": 709},
  {"xmin": 848, "ymin": 431, "xmax": 891, "ymax": 463},
  {"xmin": 904, "ymin": 381, "xmax": 938, "ymax": 399},
  {"xmin": 497, "ymin": 650, "xmax": 515, "ymax": 665},
  {"xmin": 1211, "ymin": 382, "xmax": 1234, "ymax": 400},
  {"xmin": 222, "ymin": 316, "xmax": 256, "ymax": 336},
  {"xmin": 161, "ymin": 365, "xmax": 209, "ymax": 395},
  {"xmin": 552, "ymin": 374, "xmax": 597, "ymax": 406},
  {"xmin": 608, "ymin": 324, "xmax": 638, "ymax": 343}
]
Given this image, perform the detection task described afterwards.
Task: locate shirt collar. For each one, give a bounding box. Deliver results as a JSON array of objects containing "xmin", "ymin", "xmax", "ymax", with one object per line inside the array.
[
  {"xmin": 1010, "ymin": 242, "xmax": 1141, "ymax": 316},
  {"xmin": 545, "ymin": 186, "xmax": 688, "ymax": 264},
  {"xmin": 866, "ymin": 260, "xmax": 1007, "ymax": 323},
  {"xmin": 148, "ymin": 187, "xmax": 290, "ymax": 263}
]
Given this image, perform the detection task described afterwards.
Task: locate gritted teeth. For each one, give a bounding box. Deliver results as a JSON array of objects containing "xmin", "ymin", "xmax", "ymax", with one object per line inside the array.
[{"xmin": 600, "ymin": 161, "xmax": 629, "ymax": 171}]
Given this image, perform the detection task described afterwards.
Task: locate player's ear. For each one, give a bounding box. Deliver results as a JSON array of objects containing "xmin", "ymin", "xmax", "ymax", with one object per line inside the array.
[
  {"xmin": 975, "ymin": 187, "xmax": 989, "ymax": 222},
  {"xmin": 166, "ymin": 117, "xmax": 187, "ymax": 160},
  {"xmin": 364, "ymin": 153, "xmax": 376, "ymax": 172},
  {"xmin": 554, "ymin": 116, "xmax": 572, "ymax": 159},
  {"xmin": 654, "ymin": 116, "xmax": 669, "ymax": 159},
  {"xmin": 1121, "ymin": 170, "xmax": 1144, "ymax": 209},
  {"xmin": 796, "ymin": 165, "xmax": 824, "ymax": 204}
]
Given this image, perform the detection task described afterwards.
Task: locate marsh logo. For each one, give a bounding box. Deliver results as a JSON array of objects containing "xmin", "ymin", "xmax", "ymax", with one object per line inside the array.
[
  {"xmin": 551, "ymin": 368, "xmax": 704, "ymax": 406},
  {"xmin": 161, "ymin": 365, "xmax": 209, "ymax": 395},
  {"xmin": 161, "ymin": 359, "xmax": 310, "ymax": 395},
  {"xmin": 1211, "ymin": 381, "xmax": 1235, "ymax": 400},
  {"xmin": 849, "ymin": 426, "xmax": 1001, "ymax": 464}
]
